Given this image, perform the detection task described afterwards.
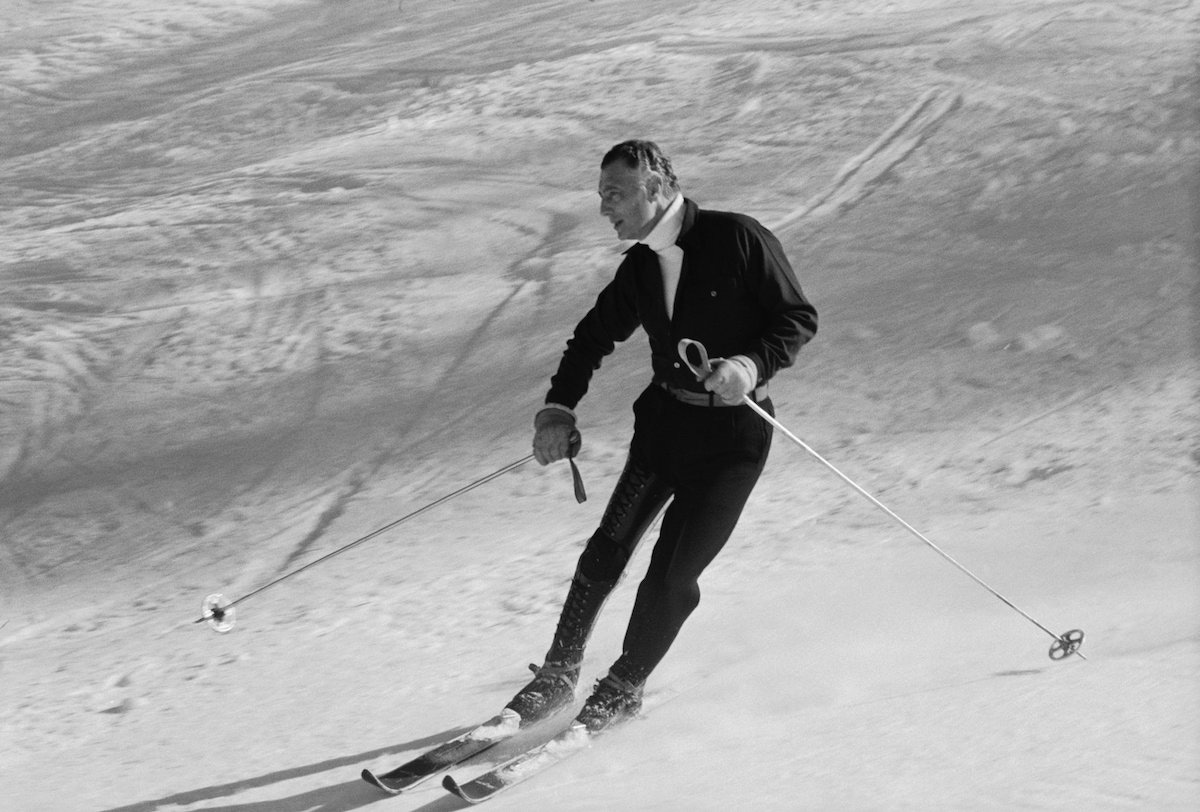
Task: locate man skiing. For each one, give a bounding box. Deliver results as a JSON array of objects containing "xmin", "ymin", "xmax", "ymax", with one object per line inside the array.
[{"xmin": 508, "ymin": 140, "xmax": 818, "ymax": 733}]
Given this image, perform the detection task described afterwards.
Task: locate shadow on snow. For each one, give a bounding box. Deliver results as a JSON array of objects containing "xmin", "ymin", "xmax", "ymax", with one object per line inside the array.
[{"xmin": 97, "ymin": 725, "xmax": 475, "ymax": 812}]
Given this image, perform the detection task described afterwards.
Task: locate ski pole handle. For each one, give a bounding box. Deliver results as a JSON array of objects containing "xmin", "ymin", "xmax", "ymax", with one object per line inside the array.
[{"xmin": 677, "ymin": 338, "xmax": 724, "ymax": 380}]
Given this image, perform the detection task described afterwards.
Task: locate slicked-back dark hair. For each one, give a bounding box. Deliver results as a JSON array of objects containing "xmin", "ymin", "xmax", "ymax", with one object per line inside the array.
[{"xmin": 601, "ymin": 140, "xmax": 681, "ymax": 197}]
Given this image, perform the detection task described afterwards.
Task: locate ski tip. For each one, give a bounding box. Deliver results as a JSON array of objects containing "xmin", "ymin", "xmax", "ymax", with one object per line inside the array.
[
  {"xmin": 442, "ymin": 774, "xmax": 468, "ymax": 800},
  {"xmin": 361, "ymin": 768, "xmax": 403, "ymax": 795},
  {"xmin": 443, "ymin": 774, "xmax": 487, "ymax": 804}
]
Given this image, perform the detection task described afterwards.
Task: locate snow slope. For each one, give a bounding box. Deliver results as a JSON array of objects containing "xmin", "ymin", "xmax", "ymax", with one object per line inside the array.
[{"xmin": 1, "ymin": 1, "xmax": 1197, "ymax": 809}]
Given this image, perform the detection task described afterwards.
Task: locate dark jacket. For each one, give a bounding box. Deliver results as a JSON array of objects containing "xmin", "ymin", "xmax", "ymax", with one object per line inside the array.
[{"xmin": 546, "ymin": 198, "xmax": 818, "ymax": 409}]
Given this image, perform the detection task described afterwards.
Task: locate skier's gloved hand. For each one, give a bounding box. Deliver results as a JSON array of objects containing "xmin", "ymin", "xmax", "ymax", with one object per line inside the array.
[
  {"xmin": 533, "ymin": 406, "xmax": 578, "ymax": 466},
  {"xmin": 703, "ymin": 356, "xmax": 757, "ymax": 404}
]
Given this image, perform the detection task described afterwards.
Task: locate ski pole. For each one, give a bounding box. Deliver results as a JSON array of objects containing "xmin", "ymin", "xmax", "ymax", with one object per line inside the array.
[
  {"xmin": 197, "ymin": 451, "xmax": 548, "ymax": 632},
  {"xmin": 677, "ymin": 338, "xmax": 1086, "ymax": 661}
]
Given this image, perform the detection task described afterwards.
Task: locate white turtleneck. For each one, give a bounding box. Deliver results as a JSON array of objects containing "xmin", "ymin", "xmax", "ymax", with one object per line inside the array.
[{"xmin": 639, "ymin": 193, "xmax": 685, "ymax": 319}]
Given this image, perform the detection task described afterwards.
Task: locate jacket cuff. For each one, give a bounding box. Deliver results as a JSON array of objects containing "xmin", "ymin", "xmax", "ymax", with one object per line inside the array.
[{"xmin": 537, "ymin": 402, "xmax": 576, "ymax": 420}]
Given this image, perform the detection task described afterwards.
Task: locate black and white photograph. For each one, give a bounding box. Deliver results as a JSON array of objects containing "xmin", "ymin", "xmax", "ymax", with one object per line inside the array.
[{"xmin": 2, "ymin": 1, "xmax": 1196, "ymax": 809}]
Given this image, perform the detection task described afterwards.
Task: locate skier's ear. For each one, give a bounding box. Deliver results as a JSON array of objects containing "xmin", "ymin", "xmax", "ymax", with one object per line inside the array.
[{"xmin": 642, "ymin": 172, "xmax": 662, "ymax": 199}]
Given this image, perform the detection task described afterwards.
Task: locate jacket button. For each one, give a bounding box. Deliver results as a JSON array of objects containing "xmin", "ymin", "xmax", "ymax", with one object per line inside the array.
[
  {"xmin": 673, "ymin": 362, "xmax": 681, "ymax": 368},
  {"xmin": 710, "ymin": 290, "xmax": 717, "ymax": 297}
]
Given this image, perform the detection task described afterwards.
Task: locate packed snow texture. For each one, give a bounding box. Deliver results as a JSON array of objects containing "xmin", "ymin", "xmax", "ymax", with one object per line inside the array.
[{"xmin": 1, "ymin": 1, "xmax": 1197, "ymax": 809}]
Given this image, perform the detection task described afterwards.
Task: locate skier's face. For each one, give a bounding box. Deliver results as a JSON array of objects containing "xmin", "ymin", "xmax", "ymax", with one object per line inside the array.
[{"xmin": 598, "ymin": 161, "xmax": 667, "ymax": 242}]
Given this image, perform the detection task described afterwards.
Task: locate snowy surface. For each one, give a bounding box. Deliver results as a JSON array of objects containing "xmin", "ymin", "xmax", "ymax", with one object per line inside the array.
[{"xmin": 1, "ymin": 1, "xmax": 1197, "ymax": 809}]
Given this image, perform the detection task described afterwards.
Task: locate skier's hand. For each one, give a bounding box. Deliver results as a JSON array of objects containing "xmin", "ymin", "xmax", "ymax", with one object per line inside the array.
[
  {"xmin": 533, "ymin": 407, "xmax": 578, "ymax": 465},
  {"xmin": 703, "ymin": 356, "xmax": 757, "ymax": 405}
]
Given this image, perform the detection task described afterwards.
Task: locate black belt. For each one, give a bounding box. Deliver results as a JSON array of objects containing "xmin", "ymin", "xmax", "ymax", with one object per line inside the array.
[{"xmin": 659, "ymin": 382, "xmax": 768, "ymax": 407}]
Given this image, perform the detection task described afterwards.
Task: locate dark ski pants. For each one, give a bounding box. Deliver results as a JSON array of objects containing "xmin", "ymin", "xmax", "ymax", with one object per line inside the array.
[{"xmin": 573, "ymin": 383, "xmax": 773, "ymax": 686}]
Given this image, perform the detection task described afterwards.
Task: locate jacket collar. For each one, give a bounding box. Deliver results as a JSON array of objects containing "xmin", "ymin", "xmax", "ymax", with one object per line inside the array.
[{"xmin": 676, "ymin": 197, "xmax": 699, "ymax": 244}]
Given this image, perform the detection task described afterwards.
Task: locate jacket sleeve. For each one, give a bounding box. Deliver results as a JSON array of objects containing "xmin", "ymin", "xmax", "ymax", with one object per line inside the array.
[
  {"xmin": 545, "ymin": 264, "xmax": 643, "ymax": 409},
  {"xmin": 739, "ymin": 220, "xmax": 818, "ymax": 383}
]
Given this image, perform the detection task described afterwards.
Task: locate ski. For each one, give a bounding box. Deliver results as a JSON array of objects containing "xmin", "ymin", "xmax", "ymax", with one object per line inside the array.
[
  {"xmin": 442, "ymin": 719, "xmax": 602, "ymax": 804},
  {"xmin": 442, "ymin": 689, "xmax": 676, "ymax": 804},
  {"xmin": 361, "ymin": 708, "xmax": 522, "ymax": 794}
]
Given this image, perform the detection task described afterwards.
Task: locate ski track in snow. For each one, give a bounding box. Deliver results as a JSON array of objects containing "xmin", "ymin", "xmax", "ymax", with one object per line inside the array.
[{"xmin": 774, "ymin": 86, "xmax": 963, "ymax": 231}]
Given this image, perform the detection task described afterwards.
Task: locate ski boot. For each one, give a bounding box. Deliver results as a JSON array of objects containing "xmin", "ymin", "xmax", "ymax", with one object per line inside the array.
[
  {"xmin": 505, "ymin": 659, "xmax": 581, "ymax": 724},
  {"xmin": 575, "ymin": 673, "xmax": 644, "ymax": 733}
]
